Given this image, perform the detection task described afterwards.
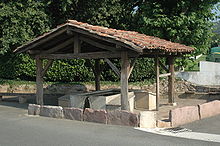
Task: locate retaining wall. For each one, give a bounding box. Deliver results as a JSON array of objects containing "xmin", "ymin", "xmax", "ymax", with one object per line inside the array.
[
  {"xmin": 169, "ymin": 100, "xmax": 220, "ymax": 127},
  {"xmin": 28, "ymin": 104, "xmax": 139, "ymax": 127}
]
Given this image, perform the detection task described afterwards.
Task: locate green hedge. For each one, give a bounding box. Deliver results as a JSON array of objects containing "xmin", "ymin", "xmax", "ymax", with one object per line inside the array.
[{"xmin": 0, "ymin": 53, "xmax": 156, "ymax": 82}]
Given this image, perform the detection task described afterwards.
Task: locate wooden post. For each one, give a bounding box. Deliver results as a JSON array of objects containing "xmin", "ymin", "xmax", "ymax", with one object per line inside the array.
[
  {"xmin": 74, "ymin": 33, "xmax": 81, "ymax": 53},
  {"xmin": 36, "ymin": 57, "xmax": 44, "ymax": 105},
  {"xmin": 94, "ymin": 59, "xmax": 101, "ymax": 91},
  {"xmin": 121, "ymin": 51, "xmax": 130, "ymax": 110},
  {"xmin": 168, "ymin": 56, "xmax": 175, "ymax": 103},
  {"xmin": 155, "ymin": 57, "xmax": 160, "ymax": 111}
]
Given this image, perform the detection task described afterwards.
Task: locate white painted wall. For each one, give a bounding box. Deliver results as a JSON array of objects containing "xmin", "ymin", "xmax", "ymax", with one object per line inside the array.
[{"xmin": 176, "ymin": 61, "xmax": 220, "ymax": 85}]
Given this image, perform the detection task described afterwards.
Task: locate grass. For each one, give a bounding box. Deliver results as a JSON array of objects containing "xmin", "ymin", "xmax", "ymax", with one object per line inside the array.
[{"xmin": 0, "ymin": 78, "xmax": 154, "ymax": 87}]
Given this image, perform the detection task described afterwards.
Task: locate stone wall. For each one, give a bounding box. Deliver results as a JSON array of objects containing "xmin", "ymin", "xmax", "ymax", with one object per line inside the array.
[
  {"xmin": 169, "ymin": 100, "xmax": 220, "ymax": 127},
  {"xmin": 28, "ymin": 104, "xmax": 139, "ymax": 127}
]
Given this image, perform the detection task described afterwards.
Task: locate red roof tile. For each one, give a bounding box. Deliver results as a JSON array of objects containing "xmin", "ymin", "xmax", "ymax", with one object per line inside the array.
[
  {"xmin": 67, "ymin": 20, "xmax": 194, "ymax": 53},
  {"xmin": 14, "ymin": 20, "xmax": 194, "ymax": 54}
]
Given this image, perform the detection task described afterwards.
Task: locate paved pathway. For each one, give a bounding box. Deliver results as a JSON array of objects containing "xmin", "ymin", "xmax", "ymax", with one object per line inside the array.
[{"xmin": 0, "ymin": 102, "xmax": 219, "ymax": 146}]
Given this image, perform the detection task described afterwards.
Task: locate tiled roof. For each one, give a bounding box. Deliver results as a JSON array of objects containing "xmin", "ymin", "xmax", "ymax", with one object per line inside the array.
[
  {"xmin": 67, "ymin": 20, "xmax": 194, "ymax": 53},
  {"xmin": 14, "ymin": 20, "xmax": 194, "ymax": 54}
]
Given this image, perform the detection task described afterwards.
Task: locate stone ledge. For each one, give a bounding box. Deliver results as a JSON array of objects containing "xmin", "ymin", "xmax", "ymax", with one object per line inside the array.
[
  {"xmin": 83, "ymin": 108, "xmax": 107, "ymax": 124},
  {"xmin": 40, "ymin": 105, "xmax": 63, "ymax": 118},
  {"xmin": 199, "ymin": 100, "xmax": 220, "ymax": 119},
  {"xmin": 107, "ymin": 110, "xmax": 139, "ymax": 127},
  {"xmin": 139, "ymin": 111, "xmax": 156, "ymax": 128},
  {"xmin": 157, "ymin": 120, "xmax": 171, "ymax": 128},
  {"xmin": 63, "ymin": 107, "xmax": 83, "ymax": 121},
  {"xmin": 170, "ymin": 105, "xmax": 200, "ymax": 127},
  {"xmin": 28, "ymin": 104, "xmax": 41, "ymax": 115}
]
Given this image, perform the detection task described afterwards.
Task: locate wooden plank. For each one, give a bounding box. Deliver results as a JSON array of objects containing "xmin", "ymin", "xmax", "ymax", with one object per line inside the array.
[
  {"xmin": 159, "ymin": 73, "xmax": 171, "ymax": 78},
  {"xmin": 79, "ymin": 36, "xmax": 118, "ymax": 52},
  {"xmin": 0, "ymin": 93, "xmax": 64, "ymax": 96},
  {"xmin": 74, "ymin": 33, "xmax": 81, "ymax": 53},
  {"xmin": 43, "ymin": 38, "xmax": 74, "ymax": 54},
  {"xmin": 155, "ymin": 57, "xmax": 160, "ymax": 111},
  {"xmin": 41, "ymin": 60, "xmax": 53, "ymax": 76},
  {"xmin": 14, "ymin": 27, "xmax": 68, "ymax": 53},
  {"xmin": 104, "ymin": 59, "xmax": 120, "ymax": 77},
  {"xmin": 168, "ymin": 56, "xmax": 175, "ymax": 103},
  {"xmin": 94, "ymin": 59, "xmax": 101, "ymax": 91},
  {"xmin": 36, "ymin": 51, "xmax": 138, "ymax": 59},
  {"xmin": 128, "ymin": 56, "xmax": 138, "ymax": 78},
  {"xmin": 36, "ymin": 57, "xmax": 44, "ymax": 105},
  {"xmin": 120, "ymin": 51, "xmax": 130, "ymax": 110}
]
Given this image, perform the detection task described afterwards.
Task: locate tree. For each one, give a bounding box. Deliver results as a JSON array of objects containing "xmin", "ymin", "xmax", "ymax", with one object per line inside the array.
[
  {"xmin": 133, "ymin": 0, "xmax": 219, "ymax": 56},
  {"xmin": 0, "ymin": 0, "xmax": 51, "ymax": 54}
]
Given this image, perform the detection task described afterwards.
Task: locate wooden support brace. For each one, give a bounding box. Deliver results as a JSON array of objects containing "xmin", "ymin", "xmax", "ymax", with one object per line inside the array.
[
  {"xmin": 159, "ymin": 59, "xmax": 169, "ymax": 73},
  {"xmin": 105, "ymin": 59, "xmax": 120, "ymax": 77},
  {"xmin": 155, "ymin": 57, "xmax": 160, "ymax": 111},
  {"xmin": 41, "ymin": 60, "xmax": 53, "ymax": 76},
  {"xmin": 43, "ymin": 38, "xmax": 74, "ymax": 54},
  {"xmin": 79, "ymin": 36, "xmax": 118, "ymax": 52},
  {"xmin": 159, "ymin": 73, "xmax": 171, "ymax": 78},
  {"xmin": 36, "ymin": 57, "xmax": 44, "ymax": 105},
  {"xmin": 128, "ymin": 56, "xmax": 138, "ymax": 78}
]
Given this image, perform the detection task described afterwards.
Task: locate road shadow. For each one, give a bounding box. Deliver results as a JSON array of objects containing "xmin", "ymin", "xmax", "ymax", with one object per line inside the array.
[{"xmin": 0, "ymin": 101, "xmax": 28, "ymax": 109}]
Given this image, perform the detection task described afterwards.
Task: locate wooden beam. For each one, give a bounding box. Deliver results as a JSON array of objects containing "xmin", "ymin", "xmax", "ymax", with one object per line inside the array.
[
  {"xmin": 128, "ymin": 56, "xmax": 138, "ymax": 78},
  {"xmin": 159, "ymin": 59, "xmax": 169, "ymax": 73},
  {"xmin": 36, "ymin": 51, "xmax": 138, "ymax": 60},
  {"xmin": 120, "ymin": 51, "xmax": 130, "ymax": 110},
  {"xmin": 79, "ymin": 36, "xmax": 118, "ymax": 52},
  {"xmin": 105, "ymin": 59, "xmax": 120, "ymax": 77},
  {"xmin": 74, "ymin": 33, "xmax": 81, "ymax": 53},
  {"xmin": 41, "ymin": 60, "xmax": 53, "ymax": 76},
  {"xmin": 94, "ymin": 59, "xmax": 101, "ymax": 91},
  {"xmin": 168, "ymin": 56, "xmax": 175, "ymax": 103},
  {"xmin": 36, "ymin": 57, "xmax": 44, "ymax": 105},
  {"xmin": 155, "ymin": 57, "xmax": 160, "ymax": 111},
  {"xmin": 44, "ymin": 38, "xmax": 74, "ymax": 54},
  {"xmin": 15, "ymin": 27, "xmax": 67, "ymax": 53},
  {"xmin": 159, "ymin": 73, "xmax": 171, "ymax": 78},
  {"xmin": 70, "ymin": 28, "xmax": 143, "ymax": 53}
]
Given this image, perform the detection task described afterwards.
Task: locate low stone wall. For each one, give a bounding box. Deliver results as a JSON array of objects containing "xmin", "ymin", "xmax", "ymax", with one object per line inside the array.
[
  {"xmin": 199, "ymin": 100, "xmax": 220, "ymax": 119},
  {"xmin": 28, "ymin": 104, "xmax": 139, "ymax": 127},
  {"xmin": 40, "ymin": 106, "xmax": 63, "ymax": 118},
  {"xmin": 169, "ymin": 105, "xmax": 200, "ymax": 127},
  {"xmin": 28, "ymin": 100, "xmax": 220, "ymax": 128},
  {"xmin": 169, "ymin": 100, "xmax": 220, "ymax": 127}
]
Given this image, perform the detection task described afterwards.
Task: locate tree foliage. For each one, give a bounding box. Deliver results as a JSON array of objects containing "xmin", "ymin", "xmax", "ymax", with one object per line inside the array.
[
  {"xmin": 0, "ymin": 0, "xmax": 220, "ymax": 82},
  {"xmin": 0, "ymin": 0, "xmax": 51, "ymax": 54},
  {"xmin": 133, "ymin": 0, "xmax": 219, "ymax": 55}
]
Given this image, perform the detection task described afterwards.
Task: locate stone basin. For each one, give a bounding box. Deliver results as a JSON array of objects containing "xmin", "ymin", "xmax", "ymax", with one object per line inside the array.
[{"xmin": 58, "ymin": 89, "xmax": 135, "ymax": 112}]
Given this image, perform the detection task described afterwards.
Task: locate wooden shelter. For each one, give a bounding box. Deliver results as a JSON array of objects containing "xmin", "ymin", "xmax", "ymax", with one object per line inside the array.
[{"xmin": 14, "ymin": 20, "xmax": 194, "ymax": 110}]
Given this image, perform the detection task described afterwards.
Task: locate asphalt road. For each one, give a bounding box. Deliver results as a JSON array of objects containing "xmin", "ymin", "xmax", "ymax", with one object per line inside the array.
[
  {"xmin": 0, "ymin": 102, "xmax": 219, "ymax": 146},
  {"xmin": 182, "ymin": 114, "xmax": 220, "ymax": 135}
]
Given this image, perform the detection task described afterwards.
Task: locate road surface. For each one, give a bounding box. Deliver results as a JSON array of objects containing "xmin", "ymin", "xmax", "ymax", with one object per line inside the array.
[{"xmin": 0, "ymin": 102, "xmax": 219, "ymax": 146}]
